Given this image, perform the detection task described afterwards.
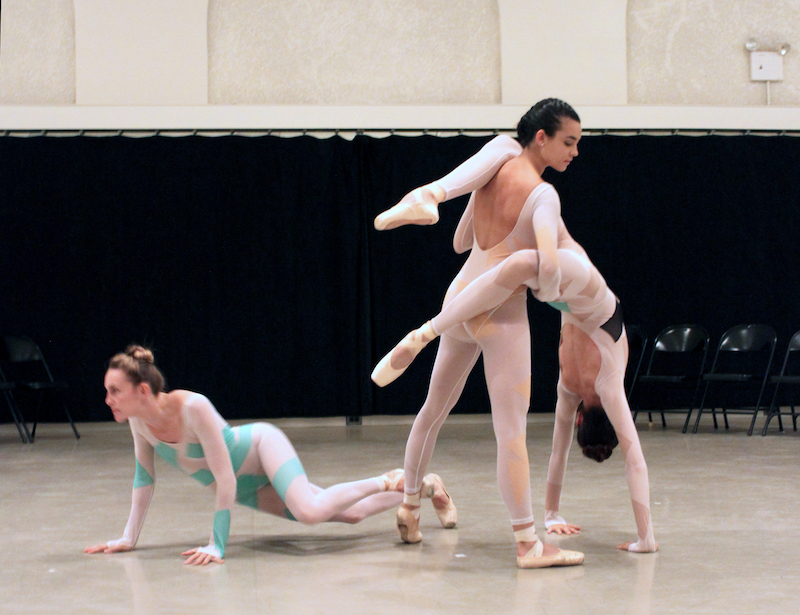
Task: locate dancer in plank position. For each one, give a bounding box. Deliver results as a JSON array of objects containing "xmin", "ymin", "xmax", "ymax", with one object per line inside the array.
[
  {"xmin": 373, "ymin": 99, "xmax": 589, "ymax": 568},
  {"xmin": 86, "ymin": 345, "xmax": 456, "ymax": 565}
]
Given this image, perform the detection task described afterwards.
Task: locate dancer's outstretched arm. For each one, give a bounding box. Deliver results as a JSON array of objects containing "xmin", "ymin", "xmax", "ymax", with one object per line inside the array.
[
  {"xmin": 179, "ymin": 395, "xmax": 238, "ymax": 565},
  {"xmin": 544, "ymin": 380, "xmax": 581, "ymax": 535},
  {"xmin": 84, "ymin": 426, "xmax": 156, "ymax": 555},
  {"xmin": 596, "ymin": 381, "xmax": 658, "ymax": 553},
  {"xmin": 374, "ymin": 135, "xmax": 522, "ymax": 230}
]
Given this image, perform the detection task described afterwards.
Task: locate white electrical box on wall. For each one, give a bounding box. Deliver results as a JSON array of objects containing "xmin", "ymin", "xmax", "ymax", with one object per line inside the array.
[{"xmin": 750, "ymin": 51, "xmax": 784, "ymax": 81}]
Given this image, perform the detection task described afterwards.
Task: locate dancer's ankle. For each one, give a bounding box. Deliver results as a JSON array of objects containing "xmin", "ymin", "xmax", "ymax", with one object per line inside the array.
[
  {"xmin": 424, "ymin": 183, "xmax": 446, "ymax": 204},
  {"xmin": 403, "ymin": 492, "xmax": 421, "ymax": 508},
  {"xmin": 418, "ymin": 320, "xmax": 438, "ymax": 342},
  {"xmin": 376, "ymin": 468, "xmax": 404, "ymax": 492}
]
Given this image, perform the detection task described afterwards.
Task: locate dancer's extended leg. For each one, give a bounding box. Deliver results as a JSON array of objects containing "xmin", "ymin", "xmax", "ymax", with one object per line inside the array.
[
  {"xmin": 480, "ymin": 298, "xmax": 534, "ymax": 528},
  {"xmin": 253, "ymin": 424, "xmax": 403, "ymax": 524},
  {"xmin": 372, "ymin": 251, "xmax": 547, "ymax": 388},
  {"xmin": 477, "ymin": 297, "xmax": 582, "ymax": 568},
  {"xmin": 398, "ymin": 334, "xmax": 480, "ymax": 542}
]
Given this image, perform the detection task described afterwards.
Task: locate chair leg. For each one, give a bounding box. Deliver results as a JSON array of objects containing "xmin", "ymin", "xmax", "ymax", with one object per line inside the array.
[
  {"xmin": 4, "ymin": 391, "xmax": 30, "ymax": 444},
  {"xmin": 749, "ymin": 383, "xmax": 770, "ymax": 437},
  {"xmin": 692, "ymin": 384, "xmax": 710, "ymax": 434},
  {"xmin": 747, "ymin": 409, "xmax": 758, "ymax": 436},
  {"xmin": 682, "ymin": 408, "xmax": 694, "ymax": 434},
  {"xmin": 62, "ymin": 401, "xmax": 80, "ymax": 439},
  {"xmin": 660, "ymin": 412, "xmax": 667, "ymax": 428},
  {"xmin": 762, "ymin": 385, "xmax": 781, "ymax": 435},
  {"xmin": 762, "ymin": 397, "xmax": 779, "ymax": 436}
]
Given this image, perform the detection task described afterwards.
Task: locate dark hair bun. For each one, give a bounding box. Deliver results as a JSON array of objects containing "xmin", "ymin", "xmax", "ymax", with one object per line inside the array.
[
  {"xmin": 516, "ymin": 98, "xmax": 580, "ymax": 147},
  {"xmin": 581, "ymin": 443, "xmax": 615, "ymax": 462},
  {"xmin": 126, "ymin": 345, "xmax": 155, "ymax": 364}
]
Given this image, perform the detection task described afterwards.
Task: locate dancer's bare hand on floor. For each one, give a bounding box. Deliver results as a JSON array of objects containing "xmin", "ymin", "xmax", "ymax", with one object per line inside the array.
[
  {"xmin": 546, "ymin": 523, "xmax": 581, "ymax": 535},
  {"xmin": 182, "ymin": 547, "xmax": 224, "ymax": 565},
  {"xmin": 616, "ymin": 541, "xmax": 658, "ymax": 553},
  {"xmin": 84, "ymin": 542, "xmax": 133, "ymax": 555}
]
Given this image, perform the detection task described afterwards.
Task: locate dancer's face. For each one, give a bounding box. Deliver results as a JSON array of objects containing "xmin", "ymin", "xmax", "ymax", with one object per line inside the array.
[
  {"xmin": 537, "ymin": 117, "xmax": 581, "ymax": 172},
  {"xmin": 104, "ymin": 368, "xmax": 146, "ymax": 422}
]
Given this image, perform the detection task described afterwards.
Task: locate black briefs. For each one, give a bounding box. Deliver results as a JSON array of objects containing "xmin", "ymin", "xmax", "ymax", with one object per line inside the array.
[{"xmin": 599, "ymin": 300, "xmax": 624, "ymax": 343}]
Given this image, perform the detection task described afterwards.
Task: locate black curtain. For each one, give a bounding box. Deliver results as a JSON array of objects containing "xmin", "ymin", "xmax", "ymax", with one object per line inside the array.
[{"xmin": 1, "ymin": 134, "xmax": 799, "ymax": 422}]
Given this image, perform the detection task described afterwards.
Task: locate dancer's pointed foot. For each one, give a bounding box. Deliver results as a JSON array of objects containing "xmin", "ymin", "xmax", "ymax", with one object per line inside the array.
[
  {"xmin": 371, "ymin": 322, "xmax": 437, "ymax": 387},
  {"xmin": 421, "ymin": 473, "xmax": 457, "ymax": 528},
  {"xmin": 377, "ymin": 468, "xmax": 405, "ymax": 493},
  {"xmin": 374, "ymin": 184, "xmax": 445, "ymax": 231},
  {"xmin": 396, "ymin": 504, "xmax": 423, "ymax": 544}
]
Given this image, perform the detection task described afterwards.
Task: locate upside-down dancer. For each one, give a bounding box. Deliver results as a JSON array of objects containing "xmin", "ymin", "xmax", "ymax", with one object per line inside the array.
[
  {"xmin": 373, "ymin": 221, "xmax": 658, "ymax": 555},
  {"xmin": 85, "ymin": 345, "xmax": 456, "ymax": 566}
]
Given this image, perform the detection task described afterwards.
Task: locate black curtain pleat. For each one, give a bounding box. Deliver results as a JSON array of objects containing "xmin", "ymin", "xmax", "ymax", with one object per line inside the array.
[{"xmin": 1, "ymin": 134, "xmax": 799, "ymax": 421}]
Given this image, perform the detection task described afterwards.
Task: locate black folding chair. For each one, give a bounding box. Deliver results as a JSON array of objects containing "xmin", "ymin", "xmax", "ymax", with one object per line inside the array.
[
  {"xmin": 1, "ymin": 336, "xmax": 79, "ymax": 441},
  {"xmin": 692, "ymin": 324, "xmax": 777, "ymax": 436},
  {"xmin": 629, "ymin": 325, "xmax": 709, "ymax": 432},
  {"xmin": 761, "ymin": 330, "xmax": 800, "ymax": 435}
]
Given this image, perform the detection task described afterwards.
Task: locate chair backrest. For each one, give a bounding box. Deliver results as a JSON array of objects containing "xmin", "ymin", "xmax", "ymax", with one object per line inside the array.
[
  {"xmin": 2, "ymin": 336, "xmax": 55, "ymax": 383},
  {"xmin": 646, "ymin": 324, "xmax": 709, "ymax": 377},
  {"xmin": 654, "ymin": 324, "xmax": 708, "ymax": 353},
  {"xmin": 718, "ymin": 324, "xmax": 776, "ymax": 352},
  {"xmin": 710, "ymin": 324, "xmax": 777, "ymax": 375}
]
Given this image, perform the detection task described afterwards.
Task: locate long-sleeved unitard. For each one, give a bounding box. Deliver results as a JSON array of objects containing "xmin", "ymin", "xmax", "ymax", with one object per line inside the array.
[
  {"xmin": 401, "ymin": 135, "xmax": 559, "ymax": 526},
  {"xmin": 425, "ymin": 245, "xmax": 656, "ymax": 552},
  {"xmin": 107, "ymin": 393, "xmax": 404, "ymax": 559}
]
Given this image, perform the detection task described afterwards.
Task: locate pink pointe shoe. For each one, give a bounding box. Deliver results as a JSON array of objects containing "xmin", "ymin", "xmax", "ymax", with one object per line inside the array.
[
  {"xmin": 516, "ymin": 538, "xmax": 584, "ymax": 569},
  {"xmin": 374, "ymin": 184, "xmax": 445, "ymax": 231},
  {"xmin": 421, "ymin": 473, "xmax": 457, "ymax": 528},
  {"xmin": 378, "ymin": 469, "xmax": 405, "ymax": 492},
  {"xmin": 371, "ymin": 322, "xmax": 436, "ymax": 387},
  {"xmin": 396, "ymin": 504, "xmax": 422, "ymax": 544}
]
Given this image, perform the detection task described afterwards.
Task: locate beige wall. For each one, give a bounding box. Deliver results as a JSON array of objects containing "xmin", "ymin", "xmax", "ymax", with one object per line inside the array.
[
  {"xmin": 499, "ymin": 0, "xmax": 628, "ymax": 106},
  {"xmin": 209, "ymin": 0, "xmax": 500, "ymax": 104},
  {"xmin": 628, "ymin": 0, "xmax": 800, "ymax": 106},
  {"xmin": 0, "ymin": 0, "xmax": 75, "ymax": 103},
  {"xmin": 73, "ymin": 0, "xmax": 208, "ymax": 105},
  {"xmin": 0, "ymin": 1, "xmax": 797, "ymax": 128}
]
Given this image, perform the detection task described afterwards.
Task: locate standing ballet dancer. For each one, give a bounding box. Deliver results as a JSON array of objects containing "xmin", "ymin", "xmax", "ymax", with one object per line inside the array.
[
  {"xmin": 85, "ymin": 345, "xmax": 456, "ymax": 565},
  {"xmin": 373, "ymin": 234, "xmax": 658, "ymax": 554},
  {"xmin": 373, "ymin": 99, "xmax": 585, "ymax": 568}
]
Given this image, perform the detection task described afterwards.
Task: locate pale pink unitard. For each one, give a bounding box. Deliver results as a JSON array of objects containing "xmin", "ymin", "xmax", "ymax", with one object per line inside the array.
[{"xmin": 402, "ymin": 136, "xmax": 559, "ymax": 526}]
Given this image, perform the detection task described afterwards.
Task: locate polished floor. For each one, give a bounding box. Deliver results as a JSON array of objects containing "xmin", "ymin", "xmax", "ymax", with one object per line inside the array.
[{"xmin": 1, "ymin": 412, "xmax": 799, "ymax": 615}]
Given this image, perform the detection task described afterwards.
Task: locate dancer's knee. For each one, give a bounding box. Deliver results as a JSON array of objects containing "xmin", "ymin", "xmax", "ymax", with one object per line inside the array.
[
  {"xmin": 287, "ymin": 502, "xmax": 329, "ymax": 525},
  {"xmin": 496, "ymin": 252, "xmax": 539, "ymax": 290}
]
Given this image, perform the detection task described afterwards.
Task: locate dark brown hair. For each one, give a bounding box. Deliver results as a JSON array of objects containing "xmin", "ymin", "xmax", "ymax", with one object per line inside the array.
[
  {"xmin": 517, "ymin": 98, "xmax": 580, "ymax": 147},
  {"xmin": 108, "ymin": 345, "xmax": 165, "ymax": 395},
  {"xmin": 576, "ymin": 404, "xmax": 618, "ymax": 462}
]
